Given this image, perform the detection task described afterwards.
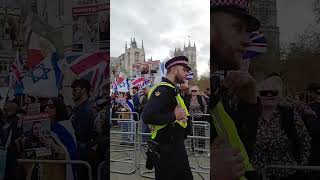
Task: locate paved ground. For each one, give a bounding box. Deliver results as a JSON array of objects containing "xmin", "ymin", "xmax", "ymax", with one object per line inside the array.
[{"xmin": 110, "ymin": 123, "xmax": 210, "ymax": 180}]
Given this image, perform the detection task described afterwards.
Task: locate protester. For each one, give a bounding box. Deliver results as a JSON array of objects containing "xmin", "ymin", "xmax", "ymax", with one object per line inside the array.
[
  {"xmin": 71, "ymin": 79, "xmax": 96, "ymax": 180},
  {"xmin": 139, "ymin": 87, "xmax": 149, "ymax": 112},
  {"xmin": 184, "ymin": 86, "xmax": 208, "ymax": 149},
  {"xmin": 132, "ymin": 87, "xmax": 140, "ymax": 114},
  {"xmin": 119, "ymin": 93, "xmax": 134, "ymax": 145},
  {"xmin": 304, "ymin": 83, "xmax": 320, "ymax": 180},
  {"xmin": 251, "ymin": 74, "xmax": 311, "ymax": 179}
]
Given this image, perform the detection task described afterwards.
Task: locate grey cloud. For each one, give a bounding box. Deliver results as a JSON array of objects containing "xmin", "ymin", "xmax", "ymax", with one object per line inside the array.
[{"xmin": 111, "ymin": 0, "xmax": 209, "ymax": 75}]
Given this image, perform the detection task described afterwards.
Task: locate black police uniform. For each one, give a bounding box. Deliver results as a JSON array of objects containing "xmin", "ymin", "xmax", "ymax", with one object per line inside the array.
[{"xmin": 142, "ymin": 77, "xmax": 193, "ymax": 179}]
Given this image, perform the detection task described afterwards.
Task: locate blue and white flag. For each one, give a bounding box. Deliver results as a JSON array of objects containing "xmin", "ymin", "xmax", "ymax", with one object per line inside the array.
[
  {"xmin": 154, "ymin": 61, "xmax": 167, "ymax": 84},
  {"xmin": 51, "ymin": 120, "xmax": 77, "ymax": 180},
  {"xmin": 21, "ymin": 53, "xmax": 62, "ymax": 97},
  {"xmin": 116, "ymin": 78, "xmax": 130, "ymax": 92}
]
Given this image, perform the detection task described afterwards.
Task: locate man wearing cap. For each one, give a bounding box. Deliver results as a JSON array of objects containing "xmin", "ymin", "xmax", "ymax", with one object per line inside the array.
[
  {"xmin": 142, "ymin": 55, "xmax": 193, "ymax": 180},
  {"xmin": 211, "ymin": 0, "xmax": 261, "ymax": 179}
]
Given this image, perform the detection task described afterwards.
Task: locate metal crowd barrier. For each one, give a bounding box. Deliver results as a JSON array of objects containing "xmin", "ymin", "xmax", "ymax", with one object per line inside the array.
[
  {"xmin": 186, "ymin": 114, "xmax": 211, "ymax": 178},
  {"xmin": 17, "ymin": 159, "xmax": 93, "ymax": 180},
  {"xmin": 97, "ymin": 161, "xmax": 108, "ymax": 180},
  {"xmin": 191, "ymin": 120, "xmax": 210, "ymax": 170},
  {"xmin": 262, "ymin": 165, "xmax": 320, "ymax": 180},
  {"xmin": 110, "ymin": 112, "xmax": 211, "ymax": 179},
  {"xmin": 110, "ymin": 112, "xmax": 138, "ymax": 174},
  {"xmin": 136, "ymin": 120, "xmax": 154, "ymax": 179}
]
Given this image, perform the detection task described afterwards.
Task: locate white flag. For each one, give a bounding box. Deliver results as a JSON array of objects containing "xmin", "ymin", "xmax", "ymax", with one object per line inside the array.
[{"xmin": 22, "ymin": 54, "xmax": 60, "ymax": 97}]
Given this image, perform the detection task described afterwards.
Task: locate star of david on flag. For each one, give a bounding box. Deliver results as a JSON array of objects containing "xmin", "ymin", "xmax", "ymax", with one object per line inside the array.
[
  {"xmin": 26, "ymin": 63, "xmax": 51, "ymax": 83},
  {"xmin": 21, "ymin": 53, "xmax": 62, "ymax": 97}
]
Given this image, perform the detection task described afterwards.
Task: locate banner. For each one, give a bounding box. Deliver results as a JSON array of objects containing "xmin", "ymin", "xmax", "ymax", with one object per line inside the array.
[
  {"xmin": 72, "ymin": 3, "xmax": 109, "ymax": 15},
  {"xmin": 23, "ymin": 114, "xmax": 52, "ymax": 158},
  {"xmin": 72, "ymin": 3, "xmax": 109, "ymax": 51}
]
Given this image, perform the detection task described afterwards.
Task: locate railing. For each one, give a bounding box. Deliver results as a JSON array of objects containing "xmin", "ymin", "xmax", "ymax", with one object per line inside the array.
[
  {"xmin": 17, "ymin": 159, "xmax": 93, "ymax": 180},
  {"xmin": 262, "ymin": 165, "xmax": 320, "ymax": 180},
  {"xmin": 110, "ymin": 111, "xmax": 211, "ymax": 179}
]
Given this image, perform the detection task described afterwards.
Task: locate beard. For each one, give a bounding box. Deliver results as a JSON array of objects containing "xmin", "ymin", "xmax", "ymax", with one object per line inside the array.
[
  {"xmin": 72, "ymin": 94, "xmax": 81, "ymax": 102},
  {"xmin": 175, "ymin": 75, "xmax": 185, "ymax": 84}
]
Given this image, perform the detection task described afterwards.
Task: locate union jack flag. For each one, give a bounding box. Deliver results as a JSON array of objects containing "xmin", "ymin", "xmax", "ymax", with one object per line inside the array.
[
  {"xmin": 65, "ymin": 52, "xmax": 109, "ymax": 94},
  {"xmin": 186, "ymin": 71, "xmax": 194, "ymax": 80},
  {"xmin": 131, "ymin": 77, "xmax": 145, "ymax": 88},
  {"xmin": 243, "ymin": 31, "xmax": 267, "ymax": 60}
]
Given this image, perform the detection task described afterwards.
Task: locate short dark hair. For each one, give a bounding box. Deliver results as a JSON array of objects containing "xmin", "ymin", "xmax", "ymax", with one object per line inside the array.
[
  {"xmin": 133, "ymin": 87, "xmax": 138, "ymax": 91},
  {"xmin": 71, "ymin": 79, "xmax": 91, "ymax": 96},
  {"xmin": 125, "ymin": 92, "xmax": 132, "ymax": 100}
]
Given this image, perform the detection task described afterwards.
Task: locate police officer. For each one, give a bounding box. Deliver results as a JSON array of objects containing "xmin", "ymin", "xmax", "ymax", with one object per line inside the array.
[
  {"xmin": 211, "ymin": 0, "xmax": 261, "ymax": 179},
  {"xmin": 142, "ymin": 56, "xmax": 193, "ymax": 180}
]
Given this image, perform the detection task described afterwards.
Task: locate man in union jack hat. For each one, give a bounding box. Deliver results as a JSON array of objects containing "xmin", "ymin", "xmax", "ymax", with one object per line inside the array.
[{"xmin": 210, "ymin": 0, "xmax": 262, "ymax": 180}]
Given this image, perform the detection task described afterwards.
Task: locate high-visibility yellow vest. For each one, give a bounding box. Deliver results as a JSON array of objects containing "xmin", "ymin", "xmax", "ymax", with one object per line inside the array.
[
  {"xmin": 211, "ymin": 101, "xmax": 254, "ymax": 180},
  {"xmin": 147, "ymin": 82, "xmax": 189, "ymax": 139}
]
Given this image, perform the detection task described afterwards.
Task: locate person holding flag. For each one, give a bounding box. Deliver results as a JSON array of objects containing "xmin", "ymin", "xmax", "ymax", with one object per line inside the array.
[
  {"xmin": 211, "ymin": 0, "xmax": 263, "ymax": 179},
  {"xmin": 142, "ymin": 56, "xmax": 193, "ymax": 180}
]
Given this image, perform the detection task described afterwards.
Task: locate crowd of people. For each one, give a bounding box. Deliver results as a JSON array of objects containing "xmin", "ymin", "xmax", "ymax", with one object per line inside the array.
[
  {"xmin": 0, "ymin": 78, "xmax": 109, "ymax": 180},
  {"xmin": 110, "ymin": 85, "xmax": 210, "ymax": 127}
]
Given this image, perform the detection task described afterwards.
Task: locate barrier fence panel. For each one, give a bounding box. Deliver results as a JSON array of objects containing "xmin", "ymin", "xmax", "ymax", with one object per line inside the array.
[
  {"xmin": 97, "ymin": 161, "xmax": 108, "ymax": 180},
  {"xmin": 191, "ymin": 120, "xmax": 210, "ymax": 170},
  {"xmin": 137, "ymin": 120, "xmax": 154, "ymax": 179},
  {"xmin": 17, "ymin": 159, "xmax": 93, "ymax": 180},
  {"xmin": 262, "ymin": 165, "xmax": 320, "ymax": 180},
  {"xmin": 186, "ymin": 116, "xmax": 210, "ymax": 178},
  {"xmin": 110, "ymin": 116, "xmax": 137, "ymax": 175},
  {"xmin": 110, "ymin": 112, "xmax": 210, "ymax": 179}
]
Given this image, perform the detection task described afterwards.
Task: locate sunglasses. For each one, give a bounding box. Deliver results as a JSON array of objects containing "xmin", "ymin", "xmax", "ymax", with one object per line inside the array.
[
  {"xmin": 259, "ymin": 90, "xmax": 279, "ymax": 97},
  {"xmin": 191, "ymin": 90, "xmax": 198, "ymax": 92}
]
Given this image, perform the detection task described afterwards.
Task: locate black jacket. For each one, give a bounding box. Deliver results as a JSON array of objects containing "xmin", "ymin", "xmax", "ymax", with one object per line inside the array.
[
  {"xmin": 141, "ymin": 77, "xmax": 187, "ymax": 144},
  {"xmin": 210, "ymin": 84, "xmax": 260, "ymax": 158}
]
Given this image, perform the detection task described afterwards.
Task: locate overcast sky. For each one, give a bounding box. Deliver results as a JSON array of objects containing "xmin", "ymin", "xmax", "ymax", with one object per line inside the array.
[
  {"xmin": 110, "ymin": 0, "xmax": 315, "ymax": 76},
  {"xmin": 278, "ymin": 0, "xmax": 315, "ymax": 45},
  {"xmin": 110, "ymin": 0, "xmax": 210, "ymax": 76}
]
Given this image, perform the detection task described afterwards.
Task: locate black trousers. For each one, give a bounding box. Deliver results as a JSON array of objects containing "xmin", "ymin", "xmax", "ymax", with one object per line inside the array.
[{"xmin": 155, "ymin": 142, "xmax": 193, "ymax": 180}]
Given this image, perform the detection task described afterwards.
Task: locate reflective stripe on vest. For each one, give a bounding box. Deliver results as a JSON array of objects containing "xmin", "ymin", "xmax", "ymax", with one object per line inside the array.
[
  {"xmin": 147, "ymin": 82, "xmax": 189, "ymax": 139},
  {"xmin": 210, "ymin": 101, "xmax": 254, "ymax": 180}
]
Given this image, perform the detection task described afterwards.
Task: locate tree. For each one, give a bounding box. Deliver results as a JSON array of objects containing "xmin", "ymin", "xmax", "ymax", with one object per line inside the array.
[{"xmin": 191, "ymin": 72, "xmax": 210, "ymax": 91}]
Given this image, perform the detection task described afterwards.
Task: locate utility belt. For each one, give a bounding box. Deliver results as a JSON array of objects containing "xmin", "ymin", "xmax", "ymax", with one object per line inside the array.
[
  {"xmin": 152, "ymin": 122, "xmax": 187, "ymax": 145},
  {"xmin": 145, "ymin": 128, "xmax": 185, "ymax": 171}
]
